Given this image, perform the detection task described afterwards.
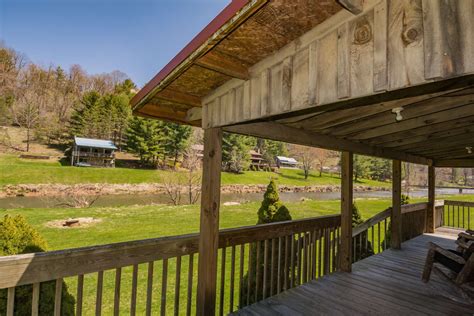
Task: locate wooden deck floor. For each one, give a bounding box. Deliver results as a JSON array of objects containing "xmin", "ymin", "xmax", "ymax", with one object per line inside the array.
[{"xmin": 234, "ymin": 233, "xmax": 474, "ymax": 315}]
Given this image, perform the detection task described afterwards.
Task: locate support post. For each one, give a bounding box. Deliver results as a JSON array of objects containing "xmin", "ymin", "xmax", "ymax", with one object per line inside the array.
[
  {"xmin": 340, "ymin": 151, "xmax": 353, "ymax": 272},
  {"xmin": 391, "ymin": 160, "xmax": 402, "ymax": 249},
  {"xmin": 196, "ymin": 128, "xmax": 222, "ymax": 316},
  {"xmin": 426, "ymin": 166, "xmax": 436, "ymax": 233}
]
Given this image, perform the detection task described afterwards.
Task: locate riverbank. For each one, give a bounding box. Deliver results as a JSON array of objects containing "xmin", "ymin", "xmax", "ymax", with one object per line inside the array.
[{"xmin": 0, "ymin": 182, "xmax": 390, "ymax": 198}]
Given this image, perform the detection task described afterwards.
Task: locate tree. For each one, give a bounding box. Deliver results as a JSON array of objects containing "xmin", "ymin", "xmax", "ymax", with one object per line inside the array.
[
  {"xmin": 352, "ymin": 203, "xmax": 374, "ymax": 262},
  {"xmin": 256, "ymin": 138, "xmax": 287, "ymax": 165},
  {"xmin": 0, "ymin": 215, "xmax": 75, "ymax": 315},
  {"xmin": 126, "ymin": 117, "xmax": 165, "ymax": 167},
  {"xmin": 289, "ymin": 144, "xmax": 318, "ymax": 180},
  {"xmin": 314, "ymin": 148, "xmax": 335, "ymax": 177},
  {"xmin": 241, "ymin": 180, "xmax": 292, "ymax": 304},
  {"xmin": 222, "ymin": 133, "xmax": 256, "ymax": 173},
  {"xmin": 160, "ymin": 122, "xmax": 192, "ymax": 168}
]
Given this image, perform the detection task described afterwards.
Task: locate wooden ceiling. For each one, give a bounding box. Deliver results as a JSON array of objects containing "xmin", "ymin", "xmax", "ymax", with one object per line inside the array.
[
  {"xmin": 133, "ymin": 0, "xmax": 344, "ymax": 125},
  {"xmin": 277, "ymin": 86, "xmax": 474, "ymax": 164}
]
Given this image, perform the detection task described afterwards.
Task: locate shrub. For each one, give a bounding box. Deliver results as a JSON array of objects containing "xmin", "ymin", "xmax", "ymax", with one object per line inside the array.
[
  {"xmin": 0, "ymin": 215, "xmax": 75, "ymax": 315},
  {"xmin": 241, "ymin": 180, "xmax": 293, "ymax": 305},
  {"xmin": 352, "ymin": 203, "xmax": 374, "ymax": 262}
]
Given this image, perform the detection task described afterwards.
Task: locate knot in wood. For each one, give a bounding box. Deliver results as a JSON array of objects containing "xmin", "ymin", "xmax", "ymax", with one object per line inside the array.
[
  {"xmin": 353, "ymin": 19, "xmax": 372, "ymax": 45},
  {"xmin": 402, "ymin": 28, "xmax": 420, "ymax": 46},
  {"xmin": 209, "ymin": 149, "xmax": 215, "ymax": 158}
]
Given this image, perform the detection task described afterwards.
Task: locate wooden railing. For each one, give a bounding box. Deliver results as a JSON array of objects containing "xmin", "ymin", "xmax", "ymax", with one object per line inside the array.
[
  {"xmin": 442, "ymin": 200, "xmax": 474, "ymax": 230},
  {"xmin": 352, "ymin": 202, "xmax": 431, "ymax": 263},
  {"xmin": 0, "ymin": 214, "xmax": 340, "ymax": 315}
]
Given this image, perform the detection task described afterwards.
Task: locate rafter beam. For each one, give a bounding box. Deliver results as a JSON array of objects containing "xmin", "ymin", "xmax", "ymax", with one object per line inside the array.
[
  {"xmin": 224, "ymin": 122, "xmax": 431, "ymax": 165},
  {"xmin": 434, "ymin": 159, "xmax": 474, "ymax": 168},
  {"xmin": 337, "ymin": 0, "xmax": 363, "ymax": 15},
  {"xmin": 195, "ymin": 51, "xmax": 249, "ymax": 80},
  {"xmin": 155, "ymin": 88, "xmax": 202, "ymax": 107}
]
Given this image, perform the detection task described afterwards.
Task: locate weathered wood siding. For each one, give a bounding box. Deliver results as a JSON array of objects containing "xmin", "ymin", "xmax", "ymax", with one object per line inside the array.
[{"xmin": 202, "ymin": 0, "xmax": 474, "ymax": 128}]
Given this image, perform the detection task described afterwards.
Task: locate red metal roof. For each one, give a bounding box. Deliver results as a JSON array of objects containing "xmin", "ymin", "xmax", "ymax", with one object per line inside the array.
[{"xmin": 130, "ymin": 0, "xmax": 250, "ymax": 108}]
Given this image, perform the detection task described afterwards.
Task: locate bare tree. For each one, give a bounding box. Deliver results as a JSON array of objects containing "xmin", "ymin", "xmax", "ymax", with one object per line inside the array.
[
  {"xmin": 289, "ymin": 144, "xmax": 317, "ymax": 180},
  {"xmin": 162, "ymin": 173, "xmax": 183, "ymax": 206},
  {"xmin": 183, "ymin": 146, "xmax": 202, "ymax": 204},
  {"xmin": 314, "ymin": 148, "xmax": 335, "ymax": 177}
]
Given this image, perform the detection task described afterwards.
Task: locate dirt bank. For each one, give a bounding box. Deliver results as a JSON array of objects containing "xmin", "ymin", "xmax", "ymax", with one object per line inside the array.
[{"xmin": 0, "ymin": 183, "xmax": 389, "ymax": 198}]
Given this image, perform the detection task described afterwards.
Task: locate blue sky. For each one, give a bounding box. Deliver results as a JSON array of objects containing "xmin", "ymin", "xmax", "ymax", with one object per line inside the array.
[{"xmin": 0, "ymin": 0, "xmax": 228, "ymax": 87}]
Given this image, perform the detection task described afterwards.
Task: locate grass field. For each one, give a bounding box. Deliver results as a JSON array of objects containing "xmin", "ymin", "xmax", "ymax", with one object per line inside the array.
[
  {"xmin": 2, "ymin": 195, "xmax": 473, "ymax": 314},
  {"xmin": 0, "ymin": 153, "xmax": 389, "ymax": 188}
]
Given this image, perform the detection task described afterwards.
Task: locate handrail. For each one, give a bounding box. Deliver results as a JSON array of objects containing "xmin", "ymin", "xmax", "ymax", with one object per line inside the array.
[
  {"xmin": 352, "ymin": 208, "xmax": 391, "ymax": 238},
  {"xmin": 0, "ymin": 214, "xmax": 340, "ymax": 289},
  {"xmin": 444, "ymin": 200, "xmax": 474, "ymax": 207}
]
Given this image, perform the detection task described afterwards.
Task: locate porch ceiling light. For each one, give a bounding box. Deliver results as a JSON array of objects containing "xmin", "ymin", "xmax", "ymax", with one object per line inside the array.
[
  {"xmin": 467, "ymin": 146, "xmax": 473, "ymax": 154},
  {"xmin": 392, "ymin": 107, "xmax": 404, "ymax": 122}
]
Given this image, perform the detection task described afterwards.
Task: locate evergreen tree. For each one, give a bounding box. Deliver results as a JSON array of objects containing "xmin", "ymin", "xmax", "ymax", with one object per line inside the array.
[
  {"xmin": 160, "ymin": 122, "xmax": 192, "ymax": 168},
  {"xmin": 256, "ymin": 138, "xmax": 288, "ymax": 165},
  {"xmin": 126, "ymin": 117, "xmax": 165, "ymax": 167},
  {"xmin": 352, "ymin": 203, "xmax": 374, "ymax": 262},
  {"xmin": 222, "ymin": 133, "xmax": 256, "ymax": 173},
  {"xmin": 241, "ymin": 180, "xmax": 292, "ymax": 304}
]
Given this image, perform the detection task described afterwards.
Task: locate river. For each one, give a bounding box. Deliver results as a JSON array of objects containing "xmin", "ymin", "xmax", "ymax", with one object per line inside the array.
[{"xmin": 0, "ymin": 188, "xmax": 472, "ymax": 209}]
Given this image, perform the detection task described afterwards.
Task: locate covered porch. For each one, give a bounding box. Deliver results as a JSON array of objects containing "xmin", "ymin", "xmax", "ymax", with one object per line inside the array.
[
  {"xmin": 1, "ymin": 0, "xmax": 474, "ymax": 315},
  {"xmin": 234, "ymin": 232, "xmax": 474, "ymax": 315}
]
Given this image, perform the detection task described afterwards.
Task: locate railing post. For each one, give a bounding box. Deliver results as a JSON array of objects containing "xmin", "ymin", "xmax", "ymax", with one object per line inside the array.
[
  {"xmin": 196, "ymin": 128, "xmax": 222, "ymax": 316},
  {"xmin": 391, "ymin": 160, "xmax": 402, "ymax": 249},
  {"xmin": 340, "ymin": 151, "xmax": 353, "ymax": 272},
  {"xmin": 426, "ymin": 166, "xmax": 436, "ymax": 233}
]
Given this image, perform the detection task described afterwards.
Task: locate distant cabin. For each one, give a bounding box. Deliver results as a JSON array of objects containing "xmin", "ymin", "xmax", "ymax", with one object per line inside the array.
[
  {"xmin": 276, "ymin": 156, "xmax": 298, "ymax": 168},
  {"xmin": 71, "ymin": 137, "xmax": 117, "ymax": 168}
]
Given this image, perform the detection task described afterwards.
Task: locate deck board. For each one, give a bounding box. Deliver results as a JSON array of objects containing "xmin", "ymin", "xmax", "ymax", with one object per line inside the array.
[{"xmin": 233, "ymin": 234, "xmax": 474, "ymax": 315}]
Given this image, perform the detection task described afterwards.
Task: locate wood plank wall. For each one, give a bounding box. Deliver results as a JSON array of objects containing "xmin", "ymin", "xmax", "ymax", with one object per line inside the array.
[{"xmin": 202, "ymin": 0, "xmax": 474, "ymax": 128}]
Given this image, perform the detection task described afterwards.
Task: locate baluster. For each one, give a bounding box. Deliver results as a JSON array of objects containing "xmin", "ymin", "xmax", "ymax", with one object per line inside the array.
[
  {"xmin": 270, "ymin": 238, "xmax": 276, "ymax": 296},
  {"xmin": 462, "ymin": 206, "xmax": 465, "ymax": 229},
  {"xmin": 175, "ymin": 256, "xmax": 182, "ymax": 316},
  {"xmin": 352, "ymin": 236, "xmax": 356, "ymax": 262},
  {"xmin": 77, "ymin": 275, "xmax": 84, "ymax": 316},
  {"xmin": 371, "ymin": 226, "xmax": 375, "ymax": 254},
  {"xmin": 54, "ymin": 278, "xmax": 62, "ymax": 316},
  {"xmin": 186, "ymin": 254, "xmax": 194, "ymax": 316},
  {"xmin": 458, "ymin": 206, "xmax": 460, "ymax": 228},
  {"xmin": 114, "ymin": 268, "xmax": 121, "ymax": 316},
  {"xmin": 131, "ymin": 264, "xmax": 138, "ymax": 316},
  {"xmin": 96, "ymin": 271, "xmax": 104, "ymax": 316},
  {"xmin": 255, "ymin": 241, "xmax": 261, "ymax": 302},
  {"xmin": 468, "ymin": 206, "xmax": 471, "ymax": 230},
  {"xmin": 7, "ymin": 287, "xmax": 14, "ymax": 316},
  {"xmin": 284, "ymin": 235, "xmax": 289, "ymax": 290},
  {"xmin": 323, "ymin": 229, "xmax": 330, "ymax": 275},
  {"xmin": 263, "ymin": 239, "xmax": 268, "ymax": 299},
  {"xmin": 247, "ymin": 243, "xmax": 253, "ymax": 306},
  {"xmin": 161, "ymin": 259, "xmax": 168, "ymax": 316},
  {"xmin": 333, "ymin": 229, "xmax": 338, "ymax": 271},
  {"xmin": 311, "ymin": 230, "xmax": 316, "ymax": 279},
  {"xmin": 452, "ymin": 205, "xmax": 455, "ymax": 227},
  {"xmin": 32, "ymin": 283, "xmax": 40, "ymax": 316},
  {"xmin": 297, "ymin": 233, "xmax": 302, "ymax": 284},
  {"xmin": 229, "ymin": 246, "xmax": 236, "ymax": 313},
  {"xmin": 277, "ymin": 237, "xmax": 282, "ymax": 294},
  {"xmin": 290, "ymin": 234, "xmax": 295, "ymax": 288},
  {"xmin": 383, "ymin": 219, "xmax": 387, "ymax": 250},
  {"xmin": 317, "ymin": 231, "xmax": 322, "ymax": 278},
  {"xmin": 219, "ymin": 249, "xmax": 225, "ymax": 316},
  {"xmin": 238, "ymin": 245, "xmax": 244, "ymax": 309},
  {"xmin": 378, "ymin": 222, "xmax": 381, "ymax": 253},
  {"xmin": 146, "ymin": 262, "xmax": 154, "ymax": 316}
]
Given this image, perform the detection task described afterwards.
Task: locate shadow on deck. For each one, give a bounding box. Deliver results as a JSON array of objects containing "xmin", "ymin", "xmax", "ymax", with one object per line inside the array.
[{"xmin": 234, "ymin": 232, "xmax": 474, "ymax": 315}]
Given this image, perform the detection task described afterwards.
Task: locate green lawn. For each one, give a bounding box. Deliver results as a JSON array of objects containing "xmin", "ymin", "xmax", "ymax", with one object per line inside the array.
[
  {"xmin": 0, "ymin": 153, "xmax": 389, "ymax": 187},
  {"xmin": 2, "ymin": 194, "xmax": 473, "ymax": 314}
]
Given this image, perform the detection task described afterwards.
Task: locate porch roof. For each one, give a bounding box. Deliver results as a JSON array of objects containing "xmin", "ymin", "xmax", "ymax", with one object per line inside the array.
[
  {"xmin": 130, "ymin": 0, "xmax": 344, "ymax": 125},
  {"xmin": 131, "ymin": 0, "xmax": 474, "ymax": 168}
]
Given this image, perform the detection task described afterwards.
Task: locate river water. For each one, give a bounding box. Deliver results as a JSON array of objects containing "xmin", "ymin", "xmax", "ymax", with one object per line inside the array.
[{"xmin": 0, "ymin": 188, "xmax": 472, "ymax": 209}]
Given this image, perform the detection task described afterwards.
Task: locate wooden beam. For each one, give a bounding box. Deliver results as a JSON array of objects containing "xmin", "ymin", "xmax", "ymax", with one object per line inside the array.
[
  {"xmin": 156, "ymin": 89, "xmax": 202, "ymax": 107},
  {"xmin": 186, "ymin": 107, "xmax": 202, "ymax": 122},
  {"xmin": 426, "ymin": 166, "xmax": 436, "ymax": 233},
  {"xmin": 340, "ymin": 151, "xmax": 353, "ymax": 272},
  {"xmin": 391, "ymin": 160, "xmax": 402, "ymax": 249},
  {"xmin": 196, "ymin": 128, "xmax": 222, "ymax": 316},
  {"xmin": 196, "ymin": 51, "xmax": 249, "ymax": 80},
  {"xmin": 337, "ymin": 0, "xmax": 363, "ymax": 15},
  {"xmin": 224, "ymin": 122, "xmax": 431, "ymax": 165},
  {"xmin": 434, "ymin": 159, "xmax": 474, "ymax": 168}
]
